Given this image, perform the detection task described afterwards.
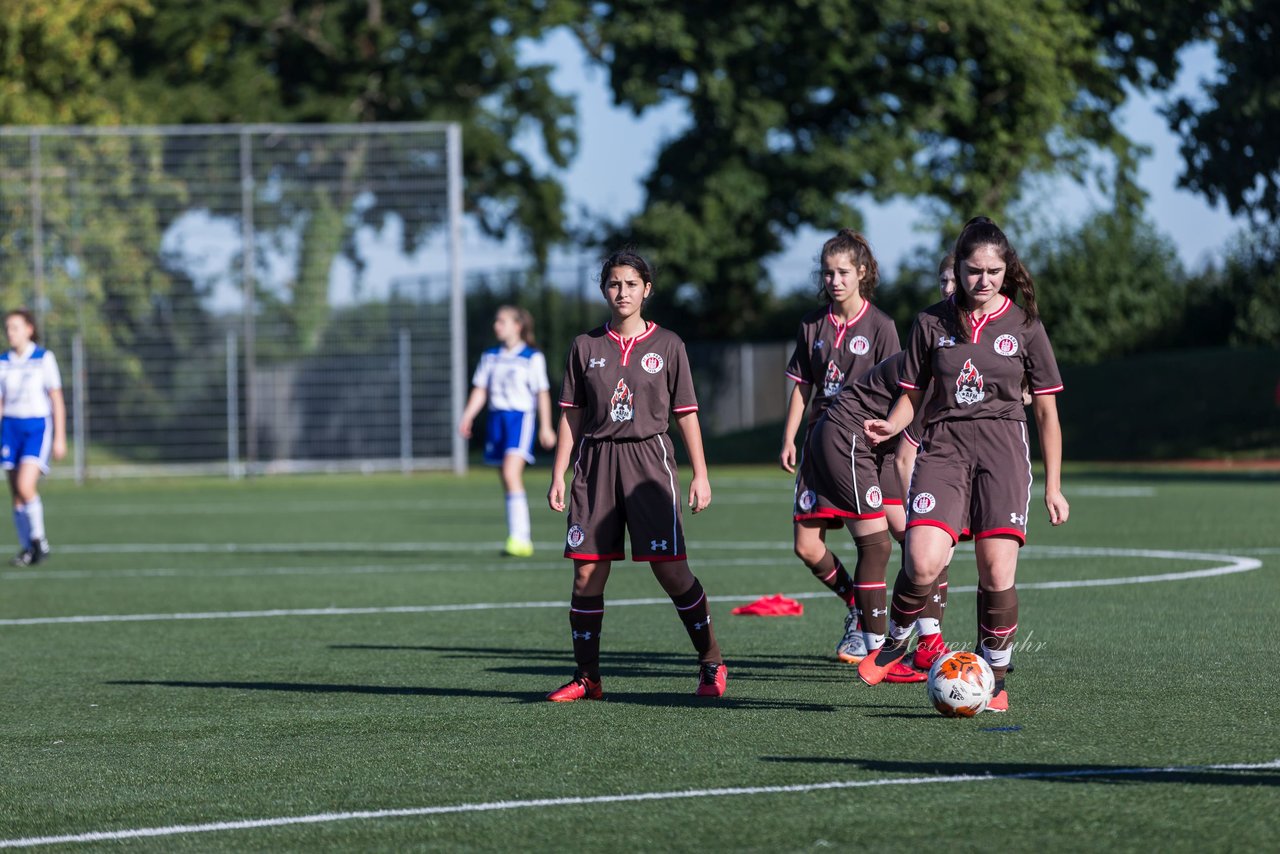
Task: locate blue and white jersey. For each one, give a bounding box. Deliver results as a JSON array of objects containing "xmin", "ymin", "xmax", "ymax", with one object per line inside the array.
[
  {"xmin": 0, "ymin": 344, "xmax": 62, "ymax": 419},
  {"xmin": 471, "ymin": 345, "xmax": 550, "ymax": 413}
]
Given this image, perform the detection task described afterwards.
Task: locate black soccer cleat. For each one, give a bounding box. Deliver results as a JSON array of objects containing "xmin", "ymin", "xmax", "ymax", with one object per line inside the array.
[{"xmin": 10, "ymin": 539, "xmax": 50, "ymax": 567}]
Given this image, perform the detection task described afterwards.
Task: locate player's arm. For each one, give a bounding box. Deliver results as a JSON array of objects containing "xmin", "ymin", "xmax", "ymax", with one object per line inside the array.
[
  {"xmin": 675, "ymin": 410, "xmax": 711, "ymax": 514},
  {"xmin": 536, "ymin": 389, "xmax": 557, "ymax": 449},
  {"xmin": 547, "ymin": 407, "xmax": 582, "ymax": 512},
  {"xmin": 893, "ymin": 435, "xmax": 918, "ymax": 496},
  {"xmin": 48, "ymin": 387, "xmax": 66, "ymax": 460},
  {"xmin": 779, "ymin": 381, "xmax": 812, "ymax": 472},
  {"xmin": 1032, "ymin": 394, "xmax": 1069, "ymax": 526},
  {"xmin": 457, "ymin": 386, "xmax": 487, "ymax": 438},
  {"xmin": 865, "ymin": 388, "xmax": 923, "ymax": 446}
]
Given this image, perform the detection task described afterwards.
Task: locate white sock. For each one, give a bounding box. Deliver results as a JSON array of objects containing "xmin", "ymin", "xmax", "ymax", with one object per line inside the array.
[
  {"xmin": 13, "ymin": 504, "xmax": 30, "ymax": 549},
  {"xmin": 505, "ymin": 492, "xmax": 530, "ymax": 543},
  {"xmin": 916, "ymin": 617, "xmax": 941, "ymax": 636},
  {"xmin": 982, "ymin": 644, "xmax": 1013, "ymax": 670},
  {"xmin": 888, "ymin": 619, "xmax": 914, "ymax": 644},
  {"xmin": 25, "ymin": 496, "xmax": 45, "ymax": 542},
  {"xmin": 862, "ymin": 632, "xmax": 885, "ymax": 652}
]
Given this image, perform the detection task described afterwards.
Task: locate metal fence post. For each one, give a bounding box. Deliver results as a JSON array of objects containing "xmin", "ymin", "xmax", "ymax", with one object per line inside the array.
[
  {"xmin": 447, "ymin": 122, "xmax": 466, "ymax": 476},
  {"xmin": 239, "ymin": 130, "xmax": 258, "ymax": 471},
  {"xmin": 72, "ymin": 334, "xmax": 86, "ymax": 485},
  {"xmin": 227, "ymin": 330, "xmax": 241, "ymax": 479},
  {"xmin": 30, "ymin": 134, "xmax": 45, "ymax": 324},
  {"xmin": 399, "ymin": 327, "xmax": 412, "ymax": 473}
]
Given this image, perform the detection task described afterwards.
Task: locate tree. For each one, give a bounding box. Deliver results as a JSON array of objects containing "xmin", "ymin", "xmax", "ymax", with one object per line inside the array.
[
  {"xmin": 1027, "ymin": 210, "xmax": 1186, "ymax": 363},
  {"xmin": 1165, "ymin": 1, "xmax": 1280, "ymax": 221},
  {"xmin": 574, "ymin": 1, "xmax": 1212, "ymax": 337}
]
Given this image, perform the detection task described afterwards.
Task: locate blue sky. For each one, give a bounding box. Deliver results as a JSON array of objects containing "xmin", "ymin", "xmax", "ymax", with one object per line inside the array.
[{"xmin": 505, "ymin": 31, "xmax": 1245, "ymax": 292}]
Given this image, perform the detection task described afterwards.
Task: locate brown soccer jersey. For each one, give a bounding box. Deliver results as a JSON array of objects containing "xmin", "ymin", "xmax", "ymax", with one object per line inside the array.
[
  {"xmin": 785, "ymin": 303, "xmax": 900, "ymax": 421},
  {"xmin": 898, "ymin": 295, "xmax": 1063, "ymax": 428},
  {"xmin": 559, "ymin": 322, "xmax": 698, "ymax": 440}
]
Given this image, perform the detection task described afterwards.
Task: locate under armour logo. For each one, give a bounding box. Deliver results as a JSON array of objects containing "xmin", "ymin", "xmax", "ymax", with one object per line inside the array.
[
  {"xmin": 571, "ymin": 630, "xmax": 594, "ymax": 640},
  {"xmin": 651, "ymin": 539, "xmax": 668, "ymax": 551},
  {"xmin": 1010, "ymin": 512, "xmax": 1026, "ymax": 525},
  {"xmin": 693, "ymin": 618, "xmax": 711, "ymax": 630},
  {"xmin": 872, "ymin": 607, "xmax": 887, "ymax": 618},
  {"xmin": 938, "ymin": 335, "xmax": 956, "ymax": 348},
  {"xmin": 588, "ymin": 358, "xmax": 607, "ymax": 368},
  {"xmin": 932, "ymin": 594, "xmax": 941, "ymax": 603},
  {"xmin": 813, "ymin": 340, "xmax": 824, "ymax": 350}
]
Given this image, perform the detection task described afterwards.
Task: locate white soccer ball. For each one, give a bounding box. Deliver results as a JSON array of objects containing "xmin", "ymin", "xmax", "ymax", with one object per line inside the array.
[{"xmin": 926, "ymin": 651, "xmax": 995, "ymax": 717}]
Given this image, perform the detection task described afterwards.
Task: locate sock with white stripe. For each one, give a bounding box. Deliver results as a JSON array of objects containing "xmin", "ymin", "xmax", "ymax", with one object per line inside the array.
[
  {"xmin": 670, "ymin": 578, "xmax": 722, "ymax": 664},
  {"xmin": 569, "ymin": 594, "xmax": 605, "ymax": 681},
  {"xmin": 806, "ymin": 550, "xmax": 856, "ymax": 606},
  {"xmin": 852, "ymin": 530, "xmax": 892, "ymax": 638},
  {"xmin": 978, "ymin": 585, "xmax": 1018, "ymax": 680},
  {"xmin": 12, "ymin": 503, "xmax": 30, "ymax": 549},
  {"xmin": 505, "ymin": 492, "xmax": 531, "ymax": 543}
]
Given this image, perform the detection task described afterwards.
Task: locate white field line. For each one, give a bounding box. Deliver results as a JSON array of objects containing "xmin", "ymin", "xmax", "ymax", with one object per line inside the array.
[
  {"xmin": 1, "ymin": 759, "xmax": 1275, "ymax": 850},
  {"xmin": 0, "ymin": 548, "xmax": 1262, "ymax": 626}
]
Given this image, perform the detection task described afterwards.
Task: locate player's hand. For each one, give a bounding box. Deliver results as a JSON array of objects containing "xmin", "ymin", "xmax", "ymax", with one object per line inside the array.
[
  {"xmin": 538, "ymin": 427, "xmax": 557, "ymax": 450},
  {"xmin": 1045, "ymin": 488, "xmax": 1069, "ymax": 526},
  {"xmin": 688, "ymin": 475, "xmax": 711, "ymax": 514},
  {"xmin": 863, "ymin": 418, "xmax": 897, "ymax": 447},
  {"xmin": 458, "ymin": 418, "xmax": 473, "ymax": 439},
  {"xmin": 779, "ymin": 441, "xmax": 796, "ymax": 473},
  {"xmin": 52, "ymin": 437, "xmax": 67, "ymax": 461},
  {"xmin": 548, "ymin": 478, "xmax": 567, "ymax": 512}
]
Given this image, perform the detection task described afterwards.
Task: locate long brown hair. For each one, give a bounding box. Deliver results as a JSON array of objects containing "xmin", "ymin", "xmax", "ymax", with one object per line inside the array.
[
  {"xmin": 5, "ymin": 308, "xmax": 39, "ymax": 344},
  {"xmin": 817, "ymin": 228, "xmax": 880, "ymax": 302},
  {"xmin": 497, "ymin": 305, "xmax": 536, "ymax": 347},
  {"xmin": 948, "ymin": 217, "xmax": 1037, "ymax": 340}
]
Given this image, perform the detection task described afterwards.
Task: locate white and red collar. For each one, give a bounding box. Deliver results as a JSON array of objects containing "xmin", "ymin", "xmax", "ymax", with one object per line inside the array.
[
  {"xmin": 963, "ymin": 295, "xmax": 1011, "ymax": 344},
  {"xmin": 827, "ymin": 300, "xmax": 869, "ymax": 348},
  {"xmin": 606, "ymin": 321, "xmax": 658, "ymax": 366}
]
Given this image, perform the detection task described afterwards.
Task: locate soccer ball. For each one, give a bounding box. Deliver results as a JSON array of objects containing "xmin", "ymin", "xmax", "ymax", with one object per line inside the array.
[{"xmin": 926, "ymin": 651, "xmax": 995, "ymax": 717}]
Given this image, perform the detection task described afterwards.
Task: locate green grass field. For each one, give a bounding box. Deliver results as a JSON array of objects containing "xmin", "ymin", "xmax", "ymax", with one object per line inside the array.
[{"xmin": 1, "ymin": 466, "xmax": 1277, "ymax": 851}]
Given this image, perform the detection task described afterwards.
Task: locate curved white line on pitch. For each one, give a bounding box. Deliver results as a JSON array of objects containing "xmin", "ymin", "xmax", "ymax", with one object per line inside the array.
[
  {"xmin": 1, "ymin": 759, "xmax": 1275, "ymax": 849},
  {"xmin": 0, "ymin": 548, "xmax": 1262, "ymax": 626}
]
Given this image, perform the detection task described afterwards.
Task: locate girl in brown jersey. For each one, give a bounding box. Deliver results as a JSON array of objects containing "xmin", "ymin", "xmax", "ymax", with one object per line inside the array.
[
  {"xmin": 861, "ymin": 218, "xmax": 1069, "ymax": 712},
  {"xmin": 779, "ymin": 229, "xmax": 901, "ymax": 668},
  {"xmin": 546, "ymin": 249, "xmax": 726, "ymax": 701}
]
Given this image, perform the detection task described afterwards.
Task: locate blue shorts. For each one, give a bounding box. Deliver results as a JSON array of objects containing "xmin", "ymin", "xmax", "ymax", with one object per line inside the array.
[
  {"xmin": 484, "ymin": 409, "xmax": 536, "ymax": 465},
  {"xmin": 1, "ymin": 416, "xmax": 52, "ymax": 473}
]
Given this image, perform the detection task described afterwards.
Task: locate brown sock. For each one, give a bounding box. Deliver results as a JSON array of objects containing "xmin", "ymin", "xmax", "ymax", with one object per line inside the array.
[
  {"xmin": 852, "ymin": 530, "xmax": 892, "ymax": 634},
  {"xmin": 887, "ymin": 568, "xmax": 933, "ymax": 644},
  {"xmin": 569, "ymin": 594, "xmax": 604, "ymax": 681},
  {"xmin": 978, "ymin": 585, "xmax": 1018, "ymax": 680},
  {"xmin": 920, "ymin": 563, "xmax": 950, "ymax": 632},
  {"xmin": 670, "ymin": 578, "xmax": 722, "ymax": 664},
  {"xmin": 808, "ymin": 549, "xmax": 856, "ymax": 606}
]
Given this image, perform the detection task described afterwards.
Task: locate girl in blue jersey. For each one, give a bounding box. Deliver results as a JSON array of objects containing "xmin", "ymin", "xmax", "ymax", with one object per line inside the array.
[
  {"xmin": 0, "ymin": 309, "xmax": 66, "ymax": 566},
  {"xmin": 459, "ymin": 306, "xmax": 557, "ymax": 556}
]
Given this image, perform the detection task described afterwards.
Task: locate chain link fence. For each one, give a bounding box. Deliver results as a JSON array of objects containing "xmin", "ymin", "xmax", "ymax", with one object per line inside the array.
[{"xmin": 0, "ymin": 123, "xmax": 465, "ymax": 479}]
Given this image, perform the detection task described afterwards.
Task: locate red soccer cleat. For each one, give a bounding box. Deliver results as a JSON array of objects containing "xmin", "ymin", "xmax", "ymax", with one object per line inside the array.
[
  {"xmin": 913, "ymin": 632, "xmax": 949, "ymax": 672},
  {"xmin": 883, "ymin": 661, "xmax": 927, "ymax": 683},
  {"xmin": 986, "ymin": 688, "xmax": 1008, "ymax": 712},
  {"xmin": 547, "ymin": 671, "xmax": 603, "ymax": 702},
  {"xmin": 695, "ymin": 662, "xmax": 727, "ymax": 697},
  {"xmin": 857, "ymin": 642, "xmax": 909, "ymax": 686}
]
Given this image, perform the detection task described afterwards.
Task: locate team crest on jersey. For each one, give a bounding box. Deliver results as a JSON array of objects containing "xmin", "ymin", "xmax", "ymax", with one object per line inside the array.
[
  {"xmin": 567, "ymin": 525, "xmax": 586, "ymax": 548},
  {"xmin": 798, "ymin": 490, "xmax": 816, "ymax": 512},
  {"xmin": 849, "ymin": 335, "xmax": 870, "ymax": 355},
  {"xmin": 823, "ymin": 361, "xmax": 845, "ymax": 397},
  {"xmin": 912, "ymin": 492, "xmax": 937, "ymax": 514},
  {"xmin": 609, "ymin": 378, "xmax": 634, "ymax": 422},
  {"xmin": 954, "ymin": 359, "xmax": 986, "ymax": 405},
  {"xmin": 865, "ymin": 485, "xmax": 883, "ymax": 509},
  {"xmin": 640, "ymin": 352, "xmax": 664, "ymax": 374},
  {"xmin": 993, "ymin": 334, "xmax": 1019, "ymax": 357}
]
